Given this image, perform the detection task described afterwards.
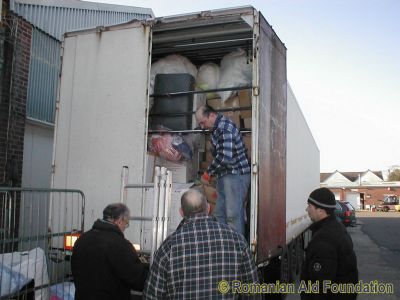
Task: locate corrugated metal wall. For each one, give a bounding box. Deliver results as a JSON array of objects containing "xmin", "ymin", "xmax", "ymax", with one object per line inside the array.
[
  {"xmin": 13, "ymin": 1, "xmax": 153, "ymax": 123},
  {"xmin": 11, "ymin": 1, "xmax": 153, "ymax": 41},
  {"xmin": 27, "ymin": 28, "xmax": 60, "ymax": 123}
]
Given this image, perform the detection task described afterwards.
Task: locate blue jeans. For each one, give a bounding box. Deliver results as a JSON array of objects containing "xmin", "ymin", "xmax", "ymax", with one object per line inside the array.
[{"xmin": 213, "ymin": 173, "xmax": 251, "ymax": 235}]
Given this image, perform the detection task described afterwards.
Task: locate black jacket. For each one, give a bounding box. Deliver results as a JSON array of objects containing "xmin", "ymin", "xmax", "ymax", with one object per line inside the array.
[
  {"xmin": 301, "ymin": 215, "xmax": 358, "ymax": 300},
  {"xmin": 71, "ymin": 219, "xmax": 147, "ymax": 300}
]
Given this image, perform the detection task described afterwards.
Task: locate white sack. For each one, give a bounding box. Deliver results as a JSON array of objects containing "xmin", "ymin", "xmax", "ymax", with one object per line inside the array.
[
  {"xmin": 0, "ymin": 247, "xmax": 49, "ymax": 300},
  {"xmin": 217, "ymin": 48, "xmax": 252, "ymax": 102},
  {"xmin": 50, "ymin": 282, "xmax": 75, "ymax": 300},
  {"xmin": 196, "ymin": 62, "xmax": 219, "ymax": 90},
  {"xmin": 0, "ymin": 264, "xmax": 30, "ymax": 297},
  {"xmin": 149, "ymin": 54, "xmax": 198, "ymax": 97}
]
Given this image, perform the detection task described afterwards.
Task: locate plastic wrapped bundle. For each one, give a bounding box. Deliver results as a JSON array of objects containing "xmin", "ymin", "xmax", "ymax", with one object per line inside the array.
[
  {"xmin": 196, "ymin": 62, "xmax": 220, "ymax": 99},
  {"xmin": 149, "ymin": 54, "xmax": 198, "ymax": 97},
  {"xmin": 217, "ymin": 48, "xmax": 252, "ymax": 101},
  {"xmin": 149, "ymin": 129, "xmax": 193, "ymax": 162}
]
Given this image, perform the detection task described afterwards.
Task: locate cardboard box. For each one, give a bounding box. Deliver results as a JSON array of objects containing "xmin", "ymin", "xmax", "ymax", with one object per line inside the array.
[
  {"xmin": 238, "ymin": 90, "xmax": 252, "ymax": 118},
  {"xmin": 192, "ymin": 93, "xmax": 207, "ymax": 130},
  {"xmin": 156, "ymin": 157, "xmax": 195, "ymax": 183},
  {"xmin": 223, "ymin": 110, "xmax": 241, "ymax": 128},
  {"xmin": 207, "ymin": 97, "xmax": 241, "ymax": 128},
  {"xmin": 242, "ymin": 134, "xmax": 252, "ymax": 159},
  {"xmin": 147, "ymin": 153, "xmax": 197, "ymax": 183},
  {"xmin": 206, "ymin": 151, "xmax": 213, "ymax": 164},
  {"xmin": 200, "ymin": 161, "xmax": 209, "ymax": 171},
  {"xmin": 205, "ymin": 139, "xmax": 213, "ymax": 151},
  {"xmin": 243, "ymin": 117, "xmax": 252, "ymax": 129}
]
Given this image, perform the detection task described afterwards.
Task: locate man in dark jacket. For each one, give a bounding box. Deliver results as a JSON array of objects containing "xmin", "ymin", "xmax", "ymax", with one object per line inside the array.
[
  {"xmin": 301, "ymin": 187, "xmax": 358, "ymax": 299},
  {"xmin": 71, "ymin": 203, "xmax": 147, "ymax": 300}
]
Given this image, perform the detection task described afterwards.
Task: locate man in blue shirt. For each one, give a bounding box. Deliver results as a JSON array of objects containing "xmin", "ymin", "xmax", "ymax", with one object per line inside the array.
[{"xmin": 195, "ymin": 105, "xmax": 251, "ymax": 235}]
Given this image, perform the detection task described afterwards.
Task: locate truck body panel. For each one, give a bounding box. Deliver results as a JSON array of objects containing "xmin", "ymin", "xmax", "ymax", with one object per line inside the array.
[
  {"xmin": 286, "ymin": 84, "xmax": 319, "ymax": 243},
  {"xmin": 52, "ymin": 21, "xmax": 151, "ymax": 232},
  {"xmin": 255, "ymin": 13, "xmax": 288, "ymax": 262}
]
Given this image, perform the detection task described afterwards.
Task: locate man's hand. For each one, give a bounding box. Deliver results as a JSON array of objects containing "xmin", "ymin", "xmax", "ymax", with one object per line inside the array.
[{"xmin": 201, "ymin": 172, "xmax": 211, "ymax": 185}]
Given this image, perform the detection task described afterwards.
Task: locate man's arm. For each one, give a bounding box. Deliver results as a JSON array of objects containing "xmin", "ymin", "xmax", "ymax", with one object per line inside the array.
[
  {"xmin": 143, "ymin": 247, "xmax": 169, "ymax": 299},
  {"xmin": 208, "ymin": 129, "xmax": 236, "ymax": 175},
  {"xmin": 240, "ymin": 244, "xmax": 262, "ymax": 299},
  {"xmin": 107, "ymin": 239, "xmax": 148, "ymax": 291}
]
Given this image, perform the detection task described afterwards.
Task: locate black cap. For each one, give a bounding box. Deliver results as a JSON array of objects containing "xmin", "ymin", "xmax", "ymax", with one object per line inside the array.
[{"xmin": 308, "ymin": 187, "xmax": 336, "ymax": 209}]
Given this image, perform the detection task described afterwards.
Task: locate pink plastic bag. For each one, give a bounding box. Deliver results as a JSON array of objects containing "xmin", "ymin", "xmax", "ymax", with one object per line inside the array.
[{"xmin": 150, "ymin": 134, "xmax": 182, "ymax": 162}]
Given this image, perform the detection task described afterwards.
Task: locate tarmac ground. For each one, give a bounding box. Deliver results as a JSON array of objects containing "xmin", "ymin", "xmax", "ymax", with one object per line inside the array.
[{"xmin": 350, "ymin": 211, "xmax": 399, "ymax": 299}]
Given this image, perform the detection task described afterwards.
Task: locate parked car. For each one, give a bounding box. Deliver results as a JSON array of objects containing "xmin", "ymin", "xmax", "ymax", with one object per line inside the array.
[
  {"xmin": 376, "ymin": 204, "xmax": 390, "ymax": 212},
  {"xmin": 377, "ymin": 195, "xmax": 399, "ymax": 212},
  {"xmin": 334, "ymin": 201, "xmax": 356, "ymax": 226}
]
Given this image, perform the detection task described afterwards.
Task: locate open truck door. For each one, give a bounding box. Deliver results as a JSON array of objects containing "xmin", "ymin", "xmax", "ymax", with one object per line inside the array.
[
  {"xmin": 254, "ymin": 12, "xmax": 287, "ymax": 265},
  {"xmin": 52, "ymin": 20, "xmax": 153, "ymax": 246}
]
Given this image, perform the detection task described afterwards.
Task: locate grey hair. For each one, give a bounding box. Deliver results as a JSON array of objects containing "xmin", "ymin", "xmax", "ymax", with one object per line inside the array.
[
  {"xmin": 181, "ymin": 189, "xmax": 208, "ymax": 217},
  {"xmin": 103, "ymin": 203, "xmax": 130, "ymax": 221}
]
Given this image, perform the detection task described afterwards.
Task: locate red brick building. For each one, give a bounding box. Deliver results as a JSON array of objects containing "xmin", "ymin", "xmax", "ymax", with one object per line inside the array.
[
  {"xmin": 1, "ymin": 8, "xmax": 32, "ymax": 187},
  {"xmin": 320, "ymin": 170, "xmax": 400, "ymax": 210}
]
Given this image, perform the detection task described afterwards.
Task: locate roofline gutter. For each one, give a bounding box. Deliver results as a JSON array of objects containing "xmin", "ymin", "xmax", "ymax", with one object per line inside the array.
[{"xmin": 321, "ymin": 184, "xmax": 400, "ymax": 189}]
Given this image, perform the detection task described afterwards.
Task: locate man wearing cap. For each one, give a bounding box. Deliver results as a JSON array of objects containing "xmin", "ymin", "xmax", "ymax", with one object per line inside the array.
[
  {"xmin": 195, "ymin": 105, "xmax": 250, "ymax": 235},
  {"xmin": 301, "ymin": 187, "xmax": 358, "ymax": 299}
]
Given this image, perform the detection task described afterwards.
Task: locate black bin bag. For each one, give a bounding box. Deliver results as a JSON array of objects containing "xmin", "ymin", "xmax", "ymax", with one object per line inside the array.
[{"xmin": 150, "ymin": 73, "xmax": 195, "ymax": 131}]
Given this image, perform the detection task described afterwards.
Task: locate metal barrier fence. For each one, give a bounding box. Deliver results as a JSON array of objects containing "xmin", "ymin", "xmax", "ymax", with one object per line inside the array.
[{"xmin": 0, "ymin": 188, "xmax": 85, "ymax": 300}]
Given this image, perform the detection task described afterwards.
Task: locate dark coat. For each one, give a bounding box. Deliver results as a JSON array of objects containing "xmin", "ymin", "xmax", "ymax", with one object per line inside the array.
[
  {"xmin": 71, "ymin": 219, "xmax": 147, "ymax": 300},
  {"xmin": 301, "ymin": 215, "xmax": 358, "ymax": 300}
]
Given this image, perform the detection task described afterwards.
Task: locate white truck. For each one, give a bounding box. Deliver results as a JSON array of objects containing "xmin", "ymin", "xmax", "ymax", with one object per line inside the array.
[{"xmin": 51, "ymin": 6, "xmax": 319, "ymax": 282}]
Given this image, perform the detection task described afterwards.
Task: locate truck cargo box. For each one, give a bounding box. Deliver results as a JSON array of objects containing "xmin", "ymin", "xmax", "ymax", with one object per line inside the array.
[{"xmin": 52, "ymin": 6, "xmax": 319, "ymax": 268}]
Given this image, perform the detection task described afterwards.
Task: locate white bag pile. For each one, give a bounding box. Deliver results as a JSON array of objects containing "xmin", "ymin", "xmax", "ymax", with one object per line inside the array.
[{"xmin": 150, "ymin": 48, "xmax": 252, "ymax": 105}]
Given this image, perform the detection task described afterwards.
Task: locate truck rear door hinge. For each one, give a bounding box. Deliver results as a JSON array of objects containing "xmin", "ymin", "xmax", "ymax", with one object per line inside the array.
[
  {"xmin": 253, "ymin": 86, "xmax": 260, "ymax": 96},
  {"xmin": 252, "ymin": 163, "xmax": 258, "ymax": 174}
]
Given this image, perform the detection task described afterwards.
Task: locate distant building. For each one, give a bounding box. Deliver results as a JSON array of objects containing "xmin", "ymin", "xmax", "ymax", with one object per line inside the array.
[{"xmin": 320, "ymin": 170, "xmax": 400, "ymax": 210}]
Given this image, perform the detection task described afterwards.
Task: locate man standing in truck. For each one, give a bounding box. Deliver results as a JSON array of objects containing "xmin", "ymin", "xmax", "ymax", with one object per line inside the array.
[
  {"xmin": 301, "ymin": 187, "xmax": 358, "ymax": 299},
  {"xmin": 195, "ymin": 105, "xmax": 251, "ymax": 235}
]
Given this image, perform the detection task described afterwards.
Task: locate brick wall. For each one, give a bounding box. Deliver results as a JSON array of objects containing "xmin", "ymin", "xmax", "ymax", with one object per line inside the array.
[
  {"xmin": 329, "ymin": 187, "xmax": 400, "ymax": 208},
  {"xmin": 0, "ymin": 14, "xmax": 32, "ymax": 187},
  {"xmin": 0, "ymin": 14, "xmax": 32, "ymax": 252}
]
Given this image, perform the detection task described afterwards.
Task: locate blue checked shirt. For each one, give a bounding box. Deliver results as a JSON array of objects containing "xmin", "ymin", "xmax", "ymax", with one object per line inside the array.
[
  {"xmin": 143, "ymin": 214, "xmax": 260, "ymax": 299},
  {"xmin": 208, "ymin": 114, "xmax": 250, "ymax": 178}
]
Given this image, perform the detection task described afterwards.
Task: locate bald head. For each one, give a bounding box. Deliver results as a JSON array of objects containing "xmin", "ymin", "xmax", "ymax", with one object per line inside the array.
[{"xmin": 180, "ymin": 189, "xmax": 209, "ymax": 217}]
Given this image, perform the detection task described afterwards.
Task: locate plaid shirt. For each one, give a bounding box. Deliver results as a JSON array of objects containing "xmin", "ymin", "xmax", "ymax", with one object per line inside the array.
[
  {"xmin": 208, "ymin": 114, "xmax": 250, "ymax": 178},
  {"xmin": 143, "ymin": 214, "xmax": 260, "ymax": 299}
]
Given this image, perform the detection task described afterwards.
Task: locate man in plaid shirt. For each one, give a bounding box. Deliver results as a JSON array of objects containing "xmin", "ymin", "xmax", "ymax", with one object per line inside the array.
[
  {"xmin": 143, "ymin": 189, "xmax": 260, "ymax": 299},
  {"xmin": 195, "ymin": 105, "xmax": 251, "ymax": 235}
]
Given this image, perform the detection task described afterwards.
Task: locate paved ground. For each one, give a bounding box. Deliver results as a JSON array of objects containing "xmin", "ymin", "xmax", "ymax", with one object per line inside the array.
[
  {"xmin": 286, "ymin": 212, "xmax": 400, "ymax": 299},
  {"xmin": 357, "ymin": 211, "xmax": 400, "ymax": 272},
  {"xmin": 348, "ymin": 219, "xmax": 399, "ymax": 299}
]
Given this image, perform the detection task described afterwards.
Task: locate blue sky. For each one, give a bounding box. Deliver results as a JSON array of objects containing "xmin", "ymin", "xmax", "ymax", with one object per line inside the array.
[{"xmin": 94, "ymin": 0, "xmax": 400, "ymax": 172}]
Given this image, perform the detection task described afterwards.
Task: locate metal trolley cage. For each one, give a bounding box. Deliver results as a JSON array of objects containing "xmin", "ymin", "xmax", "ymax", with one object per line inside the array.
[
  {"xmin": 0, "ymin": 187, "xmax": 85, "ymax": 300},
  {"xmin": 120, "ymin": 166, "xmax": 172, "ymax": 264}
]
